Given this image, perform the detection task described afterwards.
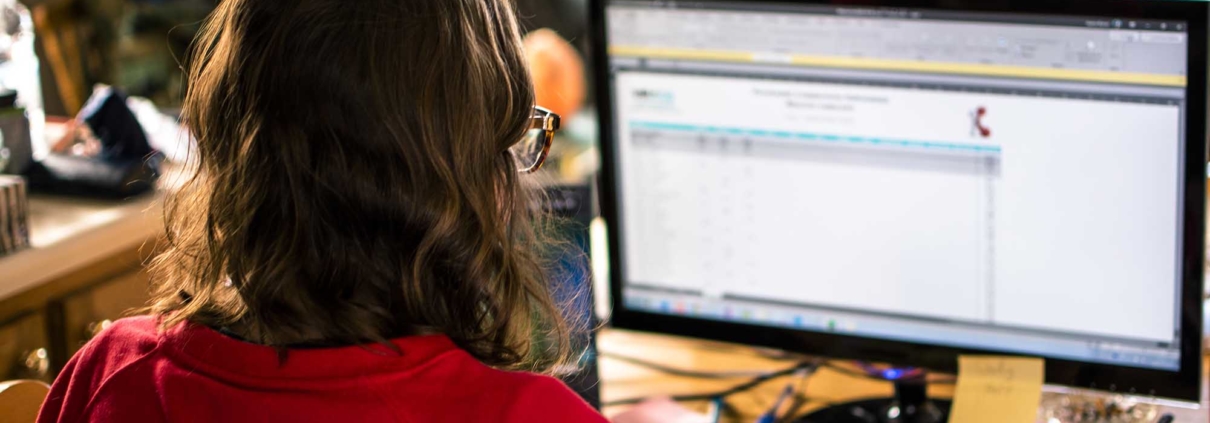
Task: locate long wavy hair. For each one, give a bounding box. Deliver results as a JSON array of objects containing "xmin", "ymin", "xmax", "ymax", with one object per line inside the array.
[{"xmin": 148, "ymin": 0, "xmax": 574, "ymax": 373}]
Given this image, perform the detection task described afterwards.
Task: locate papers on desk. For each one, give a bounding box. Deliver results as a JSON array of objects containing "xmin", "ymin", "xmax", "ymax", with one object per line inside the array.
[{"xmin": 950, "ymin": 356, "xmax": 1045, "ymax": 423}]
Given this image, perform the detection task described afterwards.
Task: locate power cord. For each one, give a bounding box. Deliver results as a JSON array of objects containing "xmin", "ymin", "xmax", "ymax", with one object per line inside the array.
[
  {"xmin": 601, "ymin": 360, "xmax": 820, "ymax": 407},
  {"xmin": 598, "ymin": 350, "xmax": 961, "ymax": 415},
  {"xmin": 600, "ymin": 350, "xmax": 783, "ymax": 379},
  {"xmin": 600, "ymin": 350, "xmax": 955, "ymax": 385}
]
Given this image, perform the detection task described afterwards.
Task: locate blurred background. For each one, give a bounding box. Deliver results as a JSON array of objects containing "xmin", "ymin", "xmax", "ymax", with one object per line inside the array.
[
  {"xmin": 0, "ymin": 0, "xmax": 597, "ymax": 180},
  {"xmin": 15, "ymin": 0, "xmax": 591, "ymax": 113}
]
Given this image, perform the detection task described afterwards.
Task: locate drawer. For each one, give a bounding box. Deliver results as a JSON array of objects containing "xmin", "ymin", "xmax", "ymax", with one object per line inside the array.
[
  {"xmin": 62, "ymin": 269, "xmax": 151, "ymax": 358},
  {"xmin": 0, "ymin": 313, "xmax": 51, "ymax": 382}
]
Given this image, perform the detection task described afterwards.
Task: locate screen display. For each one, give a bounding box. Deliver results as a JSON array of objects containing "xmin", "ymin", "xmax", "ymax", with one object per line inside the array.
[{"xmin": 606, "ymin": 1, "xmax": 1190, "ymax": 371}]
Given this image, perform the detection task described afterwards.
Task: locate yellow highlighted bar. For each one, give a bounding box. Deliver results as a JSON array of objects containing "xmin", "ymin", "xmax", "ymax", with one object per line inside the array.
[{"xmin": 610, "ymin": 46, "xmax": 1187, "ymax": 87}]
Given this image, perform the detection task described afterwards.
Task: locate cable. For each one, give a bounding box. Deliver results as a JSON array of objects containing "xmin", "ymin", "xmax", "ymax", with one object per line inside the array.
[
  {"xmin": 777, "ymin": 394, "xmax": 813, "ymax": 423},
  {"xmin": 601, "ymin": 350, "xmax": 955, "ymax": 385},
  {"xmin": 602, "ymin": 361, "xmax": 819, "ymax": 407},
  {"xmin": 598, "ymin": 352, "xmax": 956, "ymax": 409},
  {"xmin": 816, "ymin": 361, "xmax": 881, "ymax": 379},
  {"xmin": 776, "ymin": 368, "xmax": 816, "ymax": 423},
  {"xmin": 817, "ymin": 362, "xmax": 956, "ymax": 385},
  {"xmin": 599, "ymin": 350, "xmax": 782, "ymax": 379},
  {"xmin": 756, "ymin": 368, "xmax": 810, "ymax": 423}
]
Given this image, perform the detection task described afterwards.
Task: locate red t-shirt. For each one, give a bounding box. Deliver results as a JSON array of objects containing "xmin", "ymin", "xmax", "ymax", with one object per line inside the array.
[{"xmin": 37, "ymin": 316, "xmax": 606, "ymax": 422}]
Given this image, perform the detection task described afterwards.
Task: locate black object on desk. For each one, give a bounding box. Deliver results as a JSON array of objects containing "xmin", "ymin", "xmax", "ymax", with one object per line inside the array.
[
  {"xmin": 25, "ymin": 154, "xmax": 160, "ymax": 198},
  {"xmin": 797, "ymin": 378, "xmax": 949, "ymax": 423},
  {"xmin": 25, "ymin": 87, "xmax": 160, "ymax": 198}
]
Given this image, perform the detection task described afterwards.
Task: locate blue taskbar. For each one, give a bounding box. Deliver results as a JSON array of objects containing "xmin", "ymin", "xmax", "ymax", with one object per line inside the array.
[{"xmin": 625, "ymin": 288, "xmax": 1182, "ymax": 371}]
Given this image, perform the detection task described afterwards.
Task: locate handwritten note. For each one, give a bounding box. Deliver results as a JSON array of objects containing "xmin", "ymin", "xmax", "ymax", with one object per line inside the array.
[{"xmin": 949, "ymin": 356, "xmax": 1045, "ymax": 423}]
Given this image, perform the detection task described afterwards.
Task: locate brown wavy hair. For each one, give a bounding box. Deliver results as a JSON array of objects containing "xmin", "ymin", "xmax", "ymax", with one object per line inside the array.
[{"xmin": 148, "ymin": 0, "xmax": 574, "ymax": 373}]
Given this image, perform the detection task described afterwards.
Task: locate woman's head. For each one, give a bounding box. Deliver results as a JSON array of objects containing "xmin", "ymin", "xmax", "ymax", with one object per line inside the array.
[{"xmin": 151, "ymin": 0, "xmax": 573, "ymax": 372}]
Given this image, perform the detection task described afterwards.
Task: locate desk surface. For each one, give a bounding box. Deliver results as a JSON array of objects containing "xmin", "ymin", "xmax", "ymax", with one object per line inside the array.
[
  {"xmin": 598, "ymin": 329, "xmax": 1209, "ymax": 423},
  {"xmin": 0, "ymin": 163, "xmax": 186, "ymax": 304},
  {"xmin": 0, "ymin": 193, "xmax": 160, "ymax": 302}
]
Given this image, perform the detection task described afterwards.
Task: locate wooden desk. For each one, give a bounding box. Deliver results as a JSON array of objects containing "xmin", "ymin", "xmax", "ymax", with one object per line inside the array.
[
  {"xmin": 0, "ymin": 187, "xmax": 166, "ymax": 382},
  {"xmin": 598, "ymin": 329, "xmax": 1208, "ymax": 423},
  {"xmin": 0, "ymin": 194, "xmax": 160, "ymax": 321},
  {"xmin": 598, "ymin": 329, "xmax": 951, "ymax": 421}
]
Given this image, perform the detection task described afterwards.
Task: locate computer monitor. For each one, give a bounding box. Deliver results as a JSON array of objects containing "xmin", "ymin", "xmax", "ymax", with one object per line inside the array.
[{"xmin": 591, "ymin": 0, "xmax": 1207, "ymax": 404}]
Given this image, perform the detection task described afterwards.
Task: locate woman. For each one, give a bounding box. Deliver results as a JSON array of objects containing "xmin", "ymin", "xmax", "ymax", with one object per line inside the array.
[{"xmin": 36, "ymin": 0, "xmax": 609, "ymax": 421}]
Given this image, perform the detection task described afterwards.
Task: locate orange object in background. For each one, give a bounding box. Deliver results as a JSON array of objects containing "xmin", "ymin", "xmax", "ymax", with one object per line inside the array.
[{"xmin": 524, "ymin": 29, "xmax": 586, "ymax": 120}]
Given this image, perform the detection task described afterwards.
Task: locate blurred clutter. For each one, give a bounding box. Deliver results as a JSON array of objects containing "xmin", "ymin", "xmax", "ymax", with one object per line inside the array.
[
  {"xmin": 24, "ymin": 0, "xmax": 212, "ymax": 116},
  {"xmin": 24, "ymin": 84, "xmax": 160, "ymax": 198},
  {"xmin": 0, "ymin": 174, "xmax": 28, "ymax": 256},
  {"xmin": 1038, "ymin": 390, "xmax": 1166, "ymax": 423},
  {"xmin": 3, "ymin": 0, "xmax": 208, "ymax": 199},
  {"xmin": 522, "ymin": 27, "xmax": 598, "ymax": 183},
  {"xmin": 525, "ymin": 28, "xmax": 586, "ymax": 120}
]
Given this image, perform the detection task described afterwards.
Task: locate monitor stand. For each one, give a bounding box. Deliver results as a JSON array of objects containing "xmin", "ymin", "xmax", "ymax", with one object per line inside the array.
[{"xmin": 795, "ymin": 375, "xmax": 950, "ymax": 423}]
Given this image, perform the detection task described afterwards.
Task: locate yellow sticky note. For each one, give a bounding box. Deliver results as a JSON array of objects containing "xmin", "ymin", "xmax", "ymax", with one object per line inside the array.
[{"xmin": 949, "ymin": 356, "xmax": 1045, "ymax": 423}]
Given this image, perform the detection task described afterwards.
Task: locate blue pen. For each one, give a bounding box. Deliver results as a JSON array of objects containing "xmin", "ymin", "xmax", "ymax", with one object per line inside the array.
[
  {"xmin": 706, "ymin": 397, "xmax": 724, "ymax": 423},
  {"xmin": 756, "ymin": 369, "xmax": 808, "ymax": 423},
  {"xmin": 755, "ymin": 385, "xmax": 793, "ymax": 423}
]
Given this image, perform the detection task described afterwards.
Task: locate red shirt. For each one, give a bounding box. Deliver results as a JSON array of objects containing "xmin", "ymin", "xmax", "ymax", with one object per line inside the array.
[{"xmin": 38, "ymin": 316, "xmax": 606, "ymax": 422}]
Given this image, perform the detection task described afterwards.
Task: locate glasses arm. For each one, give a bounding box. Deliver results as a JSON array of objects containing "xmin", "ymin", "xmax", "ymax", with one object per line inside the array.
[{"xmin": 531, "ymin": 106, "xmax": 561, "ymax": 132}]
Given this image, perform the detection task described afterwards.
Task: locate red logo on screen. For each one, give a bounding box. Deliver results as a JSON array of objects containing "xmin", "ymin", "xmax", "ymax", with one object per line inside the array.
[{"xmin": 970, "ymin": 106, "xmax": 991, "ymax": 138}]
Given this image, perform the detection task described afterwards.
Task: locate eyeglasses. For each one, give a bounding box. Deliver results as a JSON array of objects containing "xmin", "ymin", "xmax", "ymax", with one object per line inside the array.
[{"xmin": 511, "ymin": 106, "xmax": 560, "ymax": 174}]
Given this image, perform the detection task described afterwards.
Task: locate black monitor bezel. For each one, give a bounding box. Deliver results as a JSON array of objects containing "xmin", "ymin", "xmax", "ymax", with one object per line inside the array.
[{"xmin": 591, "ymin": 0, "xmax": 1207, "ymax": 402}]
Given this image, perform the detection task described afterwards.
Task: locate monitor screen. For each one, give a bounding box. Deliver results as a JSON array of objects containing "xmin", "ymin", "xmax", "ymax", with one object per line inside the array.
[{"xmin": 603, "ymin": 1, "xmax": 1192, "ymax": 373}]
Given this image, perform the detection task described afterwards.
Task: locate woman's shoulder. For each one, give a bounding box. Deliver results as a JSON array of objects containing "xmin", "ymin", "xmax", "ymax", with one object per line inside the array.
[
  {"xmin": 421, "ymin": 349, "xmax": 606, "ymax": 422},
  {"xmin": 37, "ymin": 316, "xmax": 167, "ymax": 423},
  {"xmin": 60, "ymin": 316, "xmax": 165, "ymax": 394},
  {"xmin": 72, "ymin": 316, "xmax": 161, "ymax": 364},
  {"xmin": 96, "ymin": 315, "xmax": 161, "ymax": 338},
  {"xmin": 480, "ymin": 368, "xmax": 607, "ymax": 422},
  {"xmin": 86, "ymin": 316, "xmax": 163, "ymax": 357}
]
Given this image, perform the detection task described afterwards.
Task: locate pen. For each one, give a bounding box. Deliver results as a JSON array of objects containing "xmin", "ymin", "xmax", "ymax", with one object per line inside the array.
[
  {"xmin": 756, "ymin": 369, "xmax": 809, "ymax": 423},
  {"xmin": 706, "ymin": 397, "xmax": 723, "ymax": 423}
]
